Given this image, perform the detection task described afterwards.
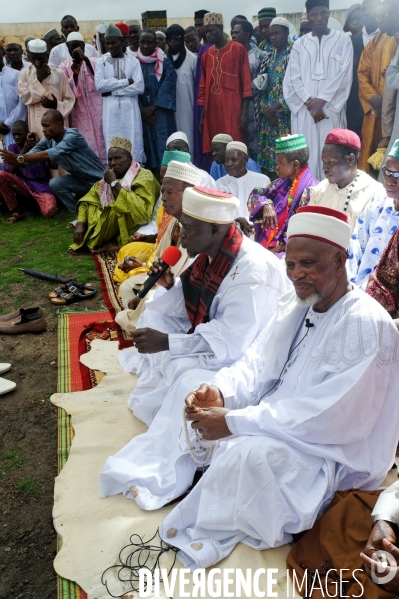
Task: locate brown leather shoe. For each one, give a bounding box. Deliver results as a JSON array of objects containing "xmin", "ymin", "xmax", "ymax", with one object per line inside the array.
[
  {"xmin": 0, "ymin": 307, "xmax": 43, "ymax": 322},
  {"xmin": 0, "ymin": 314, "xmax": 46, "ymax": 334}
]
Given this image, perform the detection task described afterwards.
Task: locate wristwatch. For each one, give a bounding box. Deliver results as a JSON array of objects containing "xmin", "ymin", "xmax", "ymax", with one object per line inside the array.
[
  {"xmin": 17, "ymin": 155, "xmax": 25, "ymax": 164},
  {"xmin": 110, "ymin": 180, "xmax": 118, "ymax": 188}
]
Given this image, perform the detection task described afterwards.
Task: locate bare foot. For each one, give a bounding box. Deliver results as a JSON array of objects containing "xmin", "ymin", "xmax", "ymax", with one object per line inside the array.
[{"xmin": 91, "ymin": 240, "xmax": 120, "ymax": 254}]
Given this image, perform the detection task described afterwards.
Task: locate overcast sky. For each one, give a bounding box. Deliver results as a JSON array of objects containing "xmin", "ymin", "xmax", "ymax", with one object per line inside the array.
[{"xmin": 3, "ymin": 0, "xmax": 353, "ymax": 25}]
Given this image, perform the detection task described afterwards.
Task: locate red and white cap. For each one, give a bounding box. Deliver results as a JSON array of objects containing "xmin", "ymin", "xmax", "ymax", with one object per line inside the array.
[
  {"xmin": 287, "ymin": 206, "xmax": 351, "ymax": 251},
  {"xmin": 182, "ymin": 186, "xmax": 240, "ymax": 224}
]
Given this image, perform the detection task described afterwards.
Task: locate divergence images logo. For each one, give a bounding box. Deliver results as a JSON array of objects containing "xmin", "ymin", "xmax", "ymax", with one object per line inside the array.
[{"xmin": 370, "ymin": 550, "xmax": 398, "ymax": 586}]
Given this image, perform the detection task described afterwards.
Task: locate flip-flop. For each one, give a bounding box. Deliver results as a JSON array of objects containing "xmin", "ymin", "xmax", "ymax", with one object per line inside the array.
[
  {"xmin": 50, "ymin": 282, "xmax": 97, "ymax": 305},
  {"xmin": 0, "ymin": 377, "xmax": 16, "ymax": 395},
  {"xmin": 8, "ymin": 212, "xmax": 26, "ymax": 223}
]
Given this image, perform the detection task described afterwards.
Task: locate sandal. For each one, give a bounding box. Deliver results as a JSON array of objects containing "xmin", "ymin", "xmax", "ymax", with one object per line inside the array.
[
  {"xmin": 49, "ymin": 282, "xmax": 97, "ymax": 305},
  {"xmin": 8, "ymin": 212, "xmax": 26, "ymax": 223}
]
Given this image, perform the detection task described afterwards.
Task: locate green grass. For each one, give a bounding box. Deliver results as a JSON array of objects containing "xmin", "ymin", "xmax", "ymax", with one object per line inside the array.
[
  {"xmin": 16, "ymin": 477, "xmax": 42, "ymax": 495},
  {"xmin": 0, "ymin": 446, "xmax": 25, "ymax": 481},
  {"xmin": 0, "ymin": 210, "xmax": 98, "ymax": 312}
]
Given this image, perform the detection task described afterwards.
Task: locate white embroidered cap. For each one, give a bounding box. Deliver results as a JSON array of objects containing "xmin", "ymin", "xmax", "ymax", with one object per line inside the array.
[
  {"xmin": 226, "ymin": 141, "xmax": 248, "ymax": 155},
  {"xmin": 182, "ymin": 186, "xmax": 240, "ymax": 224},
  {"xmin": 166, "ymin": 131, "xmax": 189, "ymax": 147},
  {"xmin": 67, "ymin": 32, "xmax": 85, "ymax": 43},
  {"xmin": 287, "ymin": 206, "xmax": 351, "ymax": 251},
  {"xmin": 164, "ymin": 161, "xmax": 202, "ymax": 186},
  {"xmin": 28, "ymin": 39, "xmax": 47, "ymax": 53}
]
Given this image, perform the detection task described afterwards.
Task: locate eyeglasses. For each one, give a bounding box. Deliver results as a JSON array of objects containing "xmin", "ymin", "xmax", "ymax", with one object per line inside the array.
[{"xmin": 382, "ymin": 166, "xmax": 399, "ymax": 180}]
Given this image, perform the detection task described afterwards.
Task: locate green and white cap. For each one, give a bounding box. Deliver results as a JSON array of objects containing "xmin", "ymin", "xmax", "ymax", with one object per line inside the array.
[{"xmin": 275, "ymin": 134, "xmax": 307, "ymax": 154}]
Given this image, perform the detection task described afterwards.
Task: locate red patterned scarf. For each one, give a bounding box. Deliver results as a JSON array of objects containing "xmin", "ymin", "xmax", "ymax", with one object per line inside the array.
[
  {"xmin": 366, "ymin": 228, "xmax": 399, "ymax": 318},
  {"xmin": 180, "ymin": 224, "xmax": 243, "ymax": 333}
]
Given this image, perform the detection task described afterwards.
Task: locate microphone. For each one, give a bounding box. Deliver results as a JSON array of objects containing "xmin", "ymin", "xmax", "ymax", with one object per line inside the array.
[
  {"xmin": 138, "ymin": 246, "xmax": 182, "ymax": 299},
  {"xmin": 305, "ymin": 318, "xmax": 314, "ymax": 329}
]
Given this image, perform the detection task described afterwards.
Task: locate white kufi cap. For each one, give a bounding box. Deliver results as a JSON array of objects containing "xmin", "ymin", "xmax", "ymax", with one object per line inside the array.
[
  {"xmin": 28, "ymin": 38, "xmax": 47, "ymax": 53},
  {"xmin": 287, "ymin": 206, "xmax": 351, "ymax": 252},
  {"xmin": 164, "ymin": 161, "xmax": 202, "ymax": 186},
  {"xmin": 166, "ymin": 131, "xmax": 189, "ymax": 147},
  {"xmin": 212, "ymin": 133, "xmax": 233, "ymax": 144},
  {"xmin": 226, "ymin": 141, "xmax": 248, "ymax": 155},
  {"xmin": 67, "ymin": 32, "xmax": 85, "ymax": 43},
  {"xmin": 182, "ymin": 186, "xmax": 240, "ymax": 225}
]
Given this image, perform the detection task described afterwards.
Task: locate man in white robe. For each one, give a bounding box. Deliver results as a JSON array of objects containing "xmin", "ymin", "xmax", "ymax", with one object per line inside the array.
[
  {"xmin": 102, "ymin": 205, "xmax": 399, "ymax": 572},
  {"xmin": 0, "ymin": 46, "xmax": 27, "ymax": 149},
  {"xmin": 48, "ymin": 15, "xmax": 98, "ymax": 68},
  {"xmin": 216, "ymin": 141, "xmax": 270, "ymax": 231},
  {"xmin": 100, "ymin": 187, "xmax": 287, "ymax": 438},
  {"xmin": 95, "ymin": 24, "xmax": 144, "ymax": 162},
  {"xmin": 165, "ymin": 25, "xmax": 198, "ymax": 152},
  {"xmin": 166, "ymin": 131, "xmax": 217, "ymax": 188},
  {"xmin": 283, "ymin": 0, "xmax": 353, "ymax": 180}
]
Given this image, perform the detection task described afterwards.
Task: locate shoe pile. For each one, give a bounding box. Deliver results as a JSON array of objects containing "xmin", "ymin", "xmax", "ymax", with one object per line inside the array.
[
  {"xmin": 0, "ymin": 307, "xmax": 46, "ymax": 334},
  {"xmin": 0, "ymin": 363, "xmax": 16, "ymax": 395}
]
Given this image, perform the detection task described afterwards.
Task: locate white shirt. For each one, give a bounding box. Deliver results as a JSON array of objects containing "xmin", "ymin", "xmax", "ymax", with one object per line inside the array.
[
  {"xmin": 49, "ymin": 43, "xmax": 98, "ymax": 68},
  {"xmin": 362, "ymin": 26, "xmax": 379, "ymax": 48},
  {"xmin": 216, "ymin": 170, "xmax": 270, "ymax": 219}
]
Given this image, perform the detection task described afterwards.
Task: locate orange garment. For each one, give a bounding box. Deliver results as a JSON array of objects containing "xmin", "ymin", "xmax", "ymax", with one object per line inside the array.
[{"xmin": 358, "ymin": 33, "xmax": 397, "ymax": 172}]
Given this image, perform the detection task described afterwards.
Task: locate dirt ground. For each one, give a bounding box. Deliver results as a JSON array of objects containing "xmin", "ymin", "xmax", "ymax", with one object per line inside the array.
[{"xmin": 0, "ymin": 278, "xmax": 105, "ymax": 599}]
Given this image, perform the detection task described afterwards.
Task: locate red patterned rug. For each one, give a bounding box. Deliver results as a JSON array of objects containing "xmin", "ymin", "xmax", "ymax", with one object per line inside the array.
[{"xmin": 91, "ymin": 252, "xmax": 123, "ymax": 317}]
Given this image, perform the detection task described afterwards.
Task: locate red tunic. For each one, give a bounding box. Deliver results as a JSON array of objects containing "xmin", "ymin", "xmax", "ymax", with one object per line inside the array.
[{"xmin": 198, "ymin": 40, "xmax": 252, "ymax": 153}]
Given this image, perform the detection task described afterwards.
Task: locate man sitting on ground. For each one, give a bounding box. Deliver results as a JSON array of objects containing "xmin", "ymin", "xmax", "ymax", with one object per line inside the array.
[
  {"xmin": 0, "ymin": 120, "xmax": 56, "ymax": 222},
  {"xmin": 0, "ymin": 109, "xmax": 104, "ymax": 221},
  {"xmin": 210, "ymin": 133, "xmax": 262, "ymax": 181},
  {"xmin": 216, "ymin": 141, "xmax": 270, "ymax": 234},
  {"xmin": 101, "ymin": 206, "xmax": 399, "ymax": 575},
  {"xmin": 69, "ymin": 137, "xmax": 159, "ymax": 254},
  {"xmin": 309, "ymin": 128, "xmax": 383, "ymax": 231},
  {"xmin": 115, "ymin": 159, "xmax": 202, "ymax": 331},
  {"xmin": 166, "ymin": 131, "xmax": 217, "ymax": 188},
  {"xmin": 100, "ymin": 186, "xmax": 288, "ymax": 436},
  {"xmin": 348, "ymin": 139, "xmax": 399, "ymax": 289}
]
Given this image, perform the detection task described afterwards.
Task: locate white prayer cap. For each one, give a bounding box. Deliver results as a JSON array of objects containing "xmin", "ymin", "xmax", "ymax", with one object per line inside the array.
[
  {"xmin": 212, "ymin": 133, "xmax": 233, "ymax": 144},
  {"xmin": 156, "ymin": 31, "xmax": 166, "ymax": 38},
  {"xmin": 226, "ymin": 141, "xmax": 248, "ymax": 155},
  {"xmin": 269, "ymin": 17, "xmax": 290, "ymax": 29},
  {"xmin": 96, "ymin": 23, "xmax": 108, "ymax": 33},
  {"xmin": 182, "ymin": 186, "xmax": 240, "ymax": 224},
  {"xmin": 164, "ymin": 161, "xmax": 202, "ymax": 186},
  {"xmin": 287, "ymin": 206, "xmax": 351, "ymax": 252},
  {"xmin": 166, "ymin": 131, "xmax": 189, "ymax": 147},
  {"xmin": 125, "ymin": 20, "xmax": 141, "ymax": 26},
  {"xmin": 67, "ymin": 32, "xmax": 85, "ymax": 43},
  {"xmin": 28, "ymin": 38, "xmax": 47, "ymax": 53}
]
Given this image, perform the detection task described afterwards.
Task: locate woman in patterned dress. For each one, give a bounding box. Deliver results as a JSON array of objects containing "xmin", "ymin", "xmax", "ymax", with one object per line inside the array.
[{"xmin": 256, "ymin": 18, "xmax": 292, "ymax": 179}]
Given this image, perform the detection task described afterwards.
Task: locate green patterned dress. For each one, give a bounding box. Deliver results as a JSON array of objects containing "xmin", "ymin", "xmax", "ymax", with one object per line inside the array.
[{"xmin": 258, "ymin": 47, "xmax": 291, "ymax": 175}]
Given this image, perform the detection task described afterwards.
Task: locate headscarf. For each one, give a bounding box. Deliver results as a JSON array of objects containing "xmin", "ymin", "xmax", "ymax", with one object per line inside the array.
[
  {"xmin": 165, "ymin": 24, "xmax": 186, "ymax": 69},
  {"xmin": 343, "ymin": 4, "xmax": 362, "ymax": 32},
  {"xmin": 95, "ymin": 23, "xmax": 109, "ymax": 56},
  {"xmin": 136, "ymin": 46, "xmax": 165, "ymax": 81}
]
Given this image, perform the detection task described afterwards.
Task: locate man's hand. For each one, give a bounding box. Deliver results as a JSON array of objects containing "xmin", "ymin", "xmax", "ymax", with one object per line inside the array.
[
  {"xmin": 185, "ymin": 407, "xmax": 232, "ymax": 441},
  {"xmin": 370, "ymin": 94, "xmax": 383, "ymax": 111},
  {"xmin": 262, "ymin": 104, "xmax": 279, "ymax": 127},
  {"xmin": 41, "ymin": 93, "xmax": 58, "ymax": 109},
  {"xmin": 102, "ymin": 91, "xmax": 112, "ymax": 97},
  {"xmin": 131, "ymin": 327, "xmax": 169, "ymax": 353},
  {"xmin": 73, "ymin": 222, "xmax": 87, "ymax": 246},
  {"xmin": 148, "ymin": 259, "xmax": 175, "ymax": 288},
  {"xmin": 361, "ymin": 521, "xmax": 399, "ymax": 593},
  {"xmin": 22, "ymin": 133, "xmax": 39, "ymax": 154},
  {"xmin": 0, "ymin": 149, "xmax": 18, "ymax": 165},
  {"xmin": 307, "ymin": 97, "xmax": 326, "ymax": 113},
  {"xmin": 127, "ymin": 296, "xmax": 142, "ymax": 310},
  {"xmin": 185, "ymin": 383, "xmax": 224, "ymax": 413},
  {"xmin": 0, "ymin": 122, "xmax": 10, "ymax": 134},
  {"xmin": 118, "ymin": 256, "xmax": 143, "ymax": 273},
  {"xmin": 128, "ymin": 78, "xmax": 134, "ymax": 85},
  {"xmin": 36, "ymin": 64, "xmax": 51, "ymax": 82},
  {"xmin": 199, "ymin": 109, "xmax": 205, "ymax": 134},
  {"xmin": 71, "ymin": 60, "xmax": 82, "ymax": 76},
  {"xmin": 262, "ymin": 203, "xmax": 278, "ymax": 229},
  {"xmin": 235, "ymin": 217, "xmax": 254, "ymax": 237},
  {"xmin": 104, "ymin": 166, "xmax": 117, "ymax": 184},
  {"xmin": 239, "ymin": 109, "xmax": 249, "ymax": 130},
  {"xmin": 378, "ymin": 137, "xmax": 391, "ymax": 149},
  {"xmin": 131, "ymin": 232, "xmax": 147, "ymax": 242}
]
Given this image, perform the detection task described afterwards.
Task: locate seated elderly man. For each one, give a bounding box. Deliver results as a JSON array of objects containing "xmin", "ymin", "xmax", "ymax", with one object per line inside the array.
[
  {"xmin": 210, "ymin": 133, "xmax": 261, "ymax": 180},
  {"xmin": 248, "ymin": 134, "xmax": 318, "ymax": 254},
  {"xmin": 166, "ymin": 131, "xmax": 216, "ymax": 188},
  {"xmin": 115, "ymin": 159, "xmax": 202, "ymax": 331},
  {"xmin": 101, "ymin": 205, "xmax": 399, "ymax": 574},
  {"xmin": 69, "ymin": 137, "xmax": 160, "ymax": 254},
  {"xmin": 348, "ymin": 140, "xmax": 399, "ymax": 290},
  {"xmin": 0, "ymin": 120, "xmax": 56, "ymax": 222},
  {"xmin": 0, "ymin": 108, "xmax": 104, "ymax": 222},
  {"xmin": 100, "ymin": 186, "xmax": 287, "ymax": 439},
  {"xmin": 309, "ymin": 128, "xmax": 384, "ymax": 232},
  {"xmin": 216, "ymin": 141, "xmax": 270, "ymax": 234}
]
